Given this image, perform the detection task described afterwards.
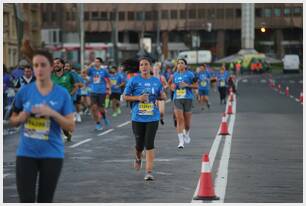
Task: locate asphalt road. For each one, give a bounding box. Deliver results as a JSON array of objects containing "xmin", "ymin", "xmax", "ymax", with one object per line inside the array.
[{"xmin": 3, "ymin": 72, "xmax": 303, "ymax": 203}]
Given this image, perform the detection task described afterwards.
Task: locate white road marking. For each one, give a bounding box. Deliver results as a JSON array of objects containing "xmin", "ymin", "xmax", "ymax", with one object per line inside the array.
[
  {"xmin": 116, "ymin": 121, "xmax": 131, "ymax": 128},
  {"xmin": 69, "ymin": 138, "xmax": 92, "ymax": 148},
  {"xmin": 192, "ymin": 79, "xmax": 241, "ymax": 203},
  {"xmin": 166, "ymin": 99, "xmax": 171, "ymax": 103},
  {"xmin": 213, "ymin": 100, "xmax": 236, "ymax": 203},
  {"xmin": 290, "ymin": 95, "xmax": 294, "ymax": 99},
  {"xmin": 289, "ymin": 80, "xmax": 295, "ymax": 84},
  {"xmin": 97, "ymin": 129, "xmax": 114, "ymax": 136},
  {"xmin": 260, "ymin": 79, "xmax": 267, "ymax": 83},
  {"xmin": 242, "ymin": 79, "xmax": 248, "ymax": 83},
  {"xmin": 295, "ymin": 98, "xmax": 300, "ymax": 102}
]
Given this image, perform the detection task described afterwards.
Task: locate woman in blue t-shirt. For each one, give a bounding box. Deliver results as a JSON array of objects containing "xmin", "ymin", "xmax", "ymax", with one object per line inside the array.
[
  {"xmin": 169, "ymin": 58, "xmax": 198, "ymax": 149},
  {"xmin": 217, "ymin": 66, "xmax": 229, "ymax": 104},
  {"xmin": 10, "ymin": 50, "xmax": 75, "ymax": 202},
  {"xmin": 123, "ymin": 56, "xmax": 166, "ymax": 181}
]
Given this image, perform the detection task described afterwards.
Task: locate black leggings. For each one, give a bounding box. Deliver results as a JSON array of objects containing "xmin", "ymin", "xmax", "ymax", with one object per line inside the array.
[
  {"xmin": 16, "ymin": 156, "xmax": 63, "ymax": 203},
  {"xmin": 218, "ymin": 87, "xmax": 227, "ymax": 101},
  {"xmin": 132, "ymin": 121, "xmax": 159, "ymax": 151}
]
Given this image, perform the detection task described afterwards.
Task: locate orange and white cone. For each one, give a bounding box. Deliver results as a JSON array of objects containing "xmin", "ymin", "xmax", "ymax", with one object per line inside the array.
[
  {"xmin": 193, "ymin": 154, "xmax": 219, "ymax": 200},
  {"xmin": 300, "ymin": 92, "xmax": 303, "ymax": 103},
  {"xmin": 219, "ymin": 113, "xmax": 230, "ymax": 136},
  {"xmin": 227, "ymin": 101, "xmax": 233, "ymax": 115},
  {"xmin": 285, "ymin": 86, "xmax": 289, "ymax": 96}
]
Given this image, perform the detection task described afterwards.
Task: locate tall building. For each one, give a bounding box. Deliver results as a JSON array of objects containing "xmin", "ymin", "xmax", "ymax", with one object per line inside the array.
[
  {"xmin": 3, "ymin": 3, "xmax": 42, "ymax": 68},
  {"xmin": 40, "ymin": 3, "xmax": 302, "ymax": 65}
]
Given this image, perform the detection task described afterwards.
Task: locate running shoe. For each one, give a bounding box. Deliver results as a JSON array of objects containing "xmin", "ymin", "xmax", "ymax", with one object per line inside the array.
[
  {"xmin": 207, "ymin": 103, "xmax": 211, "ymax": 108},
  {"xmin": 183, "ymin": 134, "xmax": 191, "ymax": 144},
  {"xmin": 144, "ymin": 172, "xmax": 154, "ymax": 181},
  {"xmin": 160, "ymin": 119, "xmax": 164, "ymax": 125},
  {"xmin": 117, "ymin": 108, "xmax": 122, "ymax": 114},
  {"xmin": 95, "ymin": 124, "xmax": 103, "ymax": 131},
  {"xmin": 76, "ymin": 113, "xmax": 82, "ymax": 123},
  {"xmin": 134, "ymin": 158, "xmax": 142, "ymax": 170},
  {"xmin": 63, "ymin": 130, "xmax": 72, "ymax": 142},
  {"xmin": 104, "ymin": 118, "xmax": 110, "ymax": 126}
]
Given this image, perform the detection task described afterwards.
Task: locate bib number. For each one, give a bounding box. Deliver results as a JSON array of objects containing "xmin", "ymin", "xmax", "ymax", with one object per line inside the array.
[
  {"xmin": 138, "ymin": 103, "xmax": 154, "ymax": 116},
  {"xmin": 201, "ymin": 81, "xmax": 207, "ymax": 87},
  {"xmin": 176, "ymin": 89, "xmax": 186, "ymax": 99},
  {"xmin": 111, "ymin": 79, "xmax": 117, "ymax": 86},
  {"xmin": 24, "ymin": 116, "xmax": 50, "ymax": 140},
  {"xmin": 220, "ymin": 80, "xmax": 225, "ymax": 87},
  {"xmin": 93, "ymin": 75, "xmax": 101, "ymax": 84}
]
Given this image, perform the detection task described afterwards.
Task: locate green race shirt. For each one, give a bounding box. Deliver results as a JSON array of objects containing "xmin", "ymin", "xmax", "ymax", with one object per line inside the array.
[{"xmin": 51, "ymin": 72, "xmax": 74, "ymax": 94}]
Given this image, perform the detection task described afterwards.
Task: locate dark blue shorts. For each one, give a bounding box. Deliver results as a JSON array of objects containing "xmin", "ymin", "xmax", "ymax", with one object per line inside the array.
[{"xmin": 198, "ymin": 89, "xmax": 209, "ymax": 96}]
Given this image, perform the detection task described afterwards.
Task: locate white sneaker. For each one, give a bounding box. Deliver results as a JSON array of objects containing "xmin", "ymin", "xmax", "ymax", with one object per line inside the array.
[
  {"xmin": 76, "ymin": 113, "xmax": 82, "ymax": 123},
  {"xmin": 178, "ymin": 134, "xmax": 184, "ymax": 149},
  {"xmin": 183, "ymin": 134, "xmax": 191, "ymax": 144}
]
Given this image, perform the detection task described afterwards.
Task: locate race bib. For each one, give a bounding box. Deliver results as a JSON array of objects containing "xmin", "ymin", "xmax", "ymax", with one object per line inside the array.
[
  {"xmin": 24, "ymin": 116, "xmax": 50, "ymax": 140},
  {"xmin": 201, "ymin": 81, "xmax": 207, "ymax": 87},
  {"xmin": 220, "ymin": 80, "xmax": 225, "ymax": 87},
  {"xmin": 111, "ymin": 79, "xmax": 117, "ymax": 86},
  {"xmin": 176, "ymin": 89, "xmax": 186, "ymax": 99},
  {"xmin": 93, "ymin": 75, "xmax": 101, "ymax": 84},
  {"xmin": 138, "ymin": 103, "xmax": 154, "ymax": 116}
]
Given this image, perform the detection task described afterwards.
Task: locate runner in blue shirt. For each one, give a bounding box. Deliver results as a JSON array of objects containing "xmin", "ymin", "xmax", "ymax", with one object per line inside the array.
[
  {"xmin": 109, "ymin": 66, "xmax": 125, "ymax": 117},
  {"xmin": 168, "ymin": 58, "xmax": 198, "ymax": 149},
  {"xmin": 123, "ymin": 56, "xmax": 166, "ymax": 181},
  {"xmin": 87, "ymin": 57, "xmax": 111, "ymax": 130},
  {"xmin": 9, "ymin": 50, "xmax": 75, "ymax": 203},
  {"xmin": 197, "ymin": 64, "xmax": 212, "ymax": 110},
  {"xmin": 217, "ymin": 66, "xmax": 230, "ymax": 104}
]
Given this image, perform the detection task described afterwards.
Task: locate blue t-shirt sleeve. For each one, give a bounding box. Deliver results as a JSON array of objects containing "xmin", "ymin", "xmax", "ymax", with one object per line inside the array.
[
  {"xmin": 61, "ymin": 89, "xmax": 75, "ymax": 116},
  {"xmin": 124, "ymin": 78, "xmax": 133, "ymax": 96},
  {"xmin": 14, "ymin": 87, "xmax": 24, "ymax": 111},
  {"xmin": 104, "ymin": 70, "xmax": 110, "ymax": 79}
]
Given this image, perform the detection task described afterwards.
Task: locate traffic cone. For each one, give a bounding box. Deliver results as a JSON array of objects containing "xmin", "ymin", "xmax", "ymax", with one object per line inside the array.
[
  {"xmin": 193, "ymin": 154, "xmax": 219, "ymax": 201},
  {"xmin": 285, "ymin": 86, "xmax": 289, "ymax": 96},
  {"xmin": 227, "ymin": 101, "xmax": 233, "ymax": 115},
  {"xmin": 219, "ymin": 113, "xmax": 230, "ymax": 136},
  {"xmin": 278, "ymin": 84, "xmax": 281, "ymax": 93},
  {"xmin": 300, "ymin": 92, "xmax": 303, "ymax": 103}
]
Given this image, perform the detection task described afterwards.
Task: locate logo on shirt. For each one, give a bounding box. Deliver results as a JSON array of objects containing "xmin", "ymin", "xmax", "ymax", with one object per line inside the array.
[
  {"xmin": 49, "ymin": 100, "xmax": 58, "ymax": 106},
  {"xmin": 144, "ymin": 83, "xmax": 151, "ymax": 87}
]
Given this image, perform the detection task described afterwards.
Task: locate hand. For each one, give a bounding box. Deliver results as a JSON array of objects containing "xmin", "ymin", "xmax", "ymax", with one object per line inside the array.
[
  {"xmin": 19, "ymin": 111, "xmax": 30, "ymax": 124},
  {"xmin": 138, "ymin": 94, "xmax": 149, "ymax": 102},
  {"xmin": 179, "ymin": 82, "xmax": 189, "ymax": 88},
  {"xmin": 32, "ymin": 104, "xmax": 55, "ymax": 118}
]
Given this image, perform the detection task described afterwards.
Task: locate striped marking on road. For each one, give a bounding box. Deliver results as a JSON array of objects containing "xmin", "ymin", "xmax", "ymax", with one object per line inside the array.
[
  {"xmin": 97, "ymin": 129, "xmax": 114, "ymax": 136},
  {"xmin": 242, "ymin": 79, "xmax": 248, "ymax": 83},
  {"xmin": 116, "ymin": 121, "xmax": 131, "ymax": 128},
  {"xmin": 69, "ymin": 138, "xmax": 92, "ymax": 148},
  {"xmin": 260, "ymin": 79, "xmax": 267, "ymax": 83},
  {"xmin": 213, "ymin": 100, "xmax": 236, "ymax": 203}
]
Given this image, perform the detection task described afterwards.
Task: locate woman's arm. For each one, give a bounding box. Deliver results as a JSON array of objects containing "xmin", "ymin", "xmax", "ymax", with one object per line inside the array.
[{"xmin": 31, "ymin": 105, "xmax": 75, "ymax": 132}]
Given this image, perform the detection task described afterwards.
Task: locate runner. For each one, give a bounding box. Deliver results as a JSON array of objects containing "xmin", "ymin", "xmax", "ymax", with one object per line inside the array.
[
  {"xmin": 217, "ymin": 66, "xmax": 230, "ymax": 104},
  {"xmin": 51, "ymin": 60, "xmax": 79, "ymax": 141},
  {"xmin": 152, "ymin": 62, "xmax": 168, "ymax": 125},
  {"xmin": 169, "ymin": 58, "xmax": 198, "ymax": 149},
  {"xmin": 14, "ymin": 65, "xmax": 36, "ymax": 90},
  {"xmin": 109, "ymin": 66, "xmax": 125, "ymax": 117},
  {"xmin": 9, "ymin": 49, "xmax": 75, "ymax": 202},
  {"xmin": 197, "ymin": 64, "xmax": 211, "ymax": 110},
  {"xmin": 87, "ymin": 57, "xmax": 111, "ymax": 130},
  {"xmin": 123, "ymin": 56, "xmax": 166, "ymax": 181},
  {"xmin": 79, "ymin": 68, "xmax": 91, "ymax": 115}
]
